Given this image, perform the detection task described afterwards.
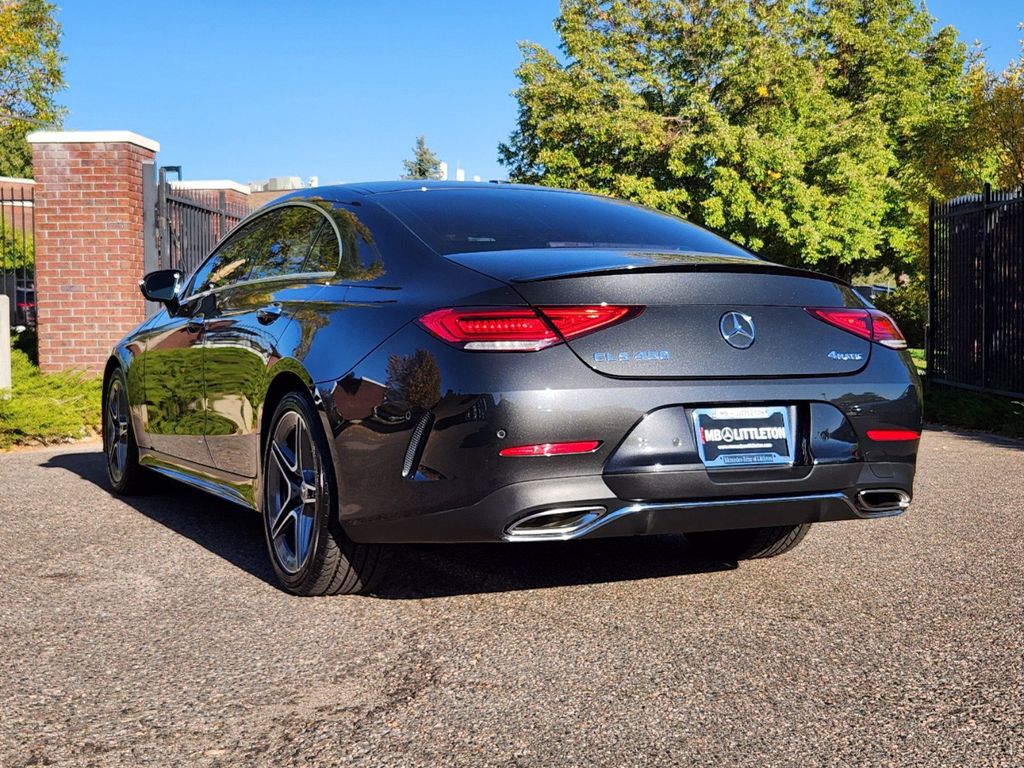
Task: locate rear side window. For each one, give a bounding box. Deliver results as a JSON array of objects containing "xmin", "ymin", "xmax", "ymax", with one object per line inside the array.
[
  {"xmin": 248, "ymin": 206, "xmax": 325, "ymax": 281},
  {"xmin": 304, "ymin": 222, "xmax": 339, "ymax": 273},
  {"xmin": 332, "ymin": 206, "xmax": 385, "ymax": 281},
  {"xmin": 376, "ymin": 188, "xmax": 753, "ymax": 257},
  {"xmin": 298, "ymin": 200, "xmax": 386, "ymax": 281}
]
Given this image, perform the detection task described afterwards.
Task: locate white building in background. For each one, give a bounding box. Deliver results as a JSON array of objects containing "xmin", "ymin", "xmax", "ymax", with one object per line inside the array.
[
  {"xmin": 437, "ymin": 161, "xmax": 483, "ymax": 183},
  {"xmin": 247, "ymin": 176, "xmax": 323, "ymax": 193}
]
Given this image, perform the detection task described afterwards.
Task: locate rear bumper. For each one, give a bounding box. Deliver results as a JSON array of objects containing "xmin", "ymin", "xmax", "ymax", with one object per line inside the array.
[
  {"xmin": 320, "ymin": 325, "xmax": 921, "ymax": 544},
  {"xmin": 344, "ymin": 461, "xmax": 914, "ymax": 543}
]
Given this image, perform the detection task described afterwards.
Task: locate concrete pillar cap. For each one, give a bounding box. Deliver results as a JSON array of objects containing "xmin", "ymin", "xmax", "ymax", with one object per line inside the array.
[{"xmin": 27, "ymin": 130, "xmax": 160, "ymax": 153}]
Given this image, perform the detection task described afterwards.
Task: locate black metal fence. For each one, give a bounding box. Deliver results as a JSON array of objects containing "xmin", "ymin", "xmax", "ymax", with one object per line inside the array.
[
  {"xmin": 929, "ymin": 184, "xmax": 1024, "ymax": 399},
  {"xmin": 0, "ymin": 183, "xmax": 35, "ymax": 329},
  {"xmin": 156, "ymin": 167, "xmax": 251, "ymax": 275}
]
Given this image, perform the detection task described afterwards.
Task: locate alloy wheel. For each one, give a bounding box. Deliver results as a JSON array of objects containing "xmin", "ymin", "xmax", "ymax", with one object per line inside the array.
[
  {"xmin": 105, "ymin": 376, "xmax": 129, "ymax": 484},
  {"xmin": 265, "ymin": 410, "xmax": 320, "ymax": 574}
]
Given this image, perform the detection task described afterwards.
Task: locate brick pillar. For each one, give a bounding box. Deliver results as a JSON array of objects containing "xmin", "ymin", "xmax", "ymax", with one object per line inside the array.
[{"xmin": 27, "ymin": 131, "xmax": 159, "ymax": 373}]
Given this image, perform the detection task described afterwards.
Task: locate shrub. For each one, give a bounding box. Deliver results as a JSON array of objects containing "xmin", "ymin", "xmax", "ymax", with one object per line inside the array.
[{"xmin": 0, "ymin": 348, "xmax": 101, "ymax": 448}]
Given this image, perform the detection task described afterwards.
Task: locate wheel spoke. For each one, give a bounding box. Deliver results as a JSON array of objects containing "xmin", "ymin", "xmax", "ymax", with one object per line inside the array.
[
  {"xmin": 270, "ymin": 438, "xmax": 298, "ymax": 482},
  {"xmin": 294, "ymin": 510, "xmax": 312, "ymax": 568},
  {"xmin": 294, "ymin": 418, "xmax": 305, "ymax": 475},
  {"xmin": 271, "ymin": 504, "xmax": 297, "ymax": 541},
  {"xmin": 268, "ymin": 472, "xmax": 296, "ymax": 537}
]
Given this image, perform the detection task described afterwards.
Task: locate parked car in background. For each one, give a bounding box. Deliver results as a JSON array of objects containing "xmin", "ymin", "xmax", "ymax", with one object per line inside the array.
[
  {"xmin": 853, "ymin": 283, "xmax": 897, "ymax": 303},
  {"xmin": 103, "ymin": 183, "xmax": 923, "ymax": 596},
  {"xmin": 0, "ymin": 279, "xmax": 35, "ymax": 329},
  {"xmin": 15, "ymin": 284, "xmax": 36, "ymax": 328}
]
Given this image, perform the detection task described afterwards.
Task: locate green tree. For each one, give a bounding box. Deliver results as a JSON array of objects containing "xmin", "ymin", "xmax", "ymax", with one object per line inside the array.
[
  {"xmin": 975, "ymin": 28, "xmax": 1024, "ymax": 188},
  {"xmin": 0, "ymin": 0, "xmax": 65, "ymax": 177},
  {"xmin": 500, "ymin": 0, "xmax": 979, "ymax": 279},
  {"xmin": 401, "ymin": 135, "xmax": 443, "ymax": 180}
]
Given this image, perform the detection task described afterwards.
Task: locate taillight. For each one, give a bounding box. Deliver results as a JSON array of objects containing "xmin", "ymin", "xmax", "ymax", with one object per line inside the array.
[
  {"xmin": 418, "ymin": 305, "xmax": 642, "ymax": 351},
  {"xmin": 805, "ymin": 307, "xmax": 907, "ymax": 350}
]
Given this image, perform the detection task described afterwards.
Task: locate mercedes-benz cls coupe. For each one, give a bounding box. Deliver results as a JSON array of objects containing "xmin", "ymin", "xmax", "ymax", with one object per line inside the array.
[{"xmin": 105, "ymin": 182, "xmax": 922, "ymax": 595}]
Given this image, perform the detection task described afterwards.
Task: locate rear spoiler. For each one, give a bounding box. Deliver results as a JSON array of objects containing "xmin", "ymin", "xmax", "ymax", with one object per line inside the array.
[{"xmin": 445, "ymin": 248, "xmax": 852, "ymax": 289}]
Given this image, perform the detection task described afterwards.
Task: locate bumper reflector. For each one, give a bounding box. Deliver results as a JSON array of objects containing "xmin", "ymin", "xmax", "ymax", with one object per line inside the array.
[
  {"xmin": 499, "ymin": 440, "xmax": 602, "ymax": 457},
  {"xmin": 866, "ymin": 429, "xmax": 920, "ymax": 441}
]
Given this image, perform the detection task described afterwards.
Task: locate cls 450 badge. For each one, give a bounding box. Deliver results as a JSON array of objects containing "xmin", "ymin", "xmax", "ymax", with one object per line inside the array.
[{"xmin": 594, "ymin": 350, "xmax": 672, "ymax": 363}]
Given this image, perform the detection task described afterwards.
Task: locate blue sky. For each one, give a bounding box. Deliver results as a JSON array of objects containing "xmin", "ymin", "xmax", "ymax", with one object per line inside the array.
[{"xmin": 58, "ymin": 1, "xmax": 1022, "ymax": 186}]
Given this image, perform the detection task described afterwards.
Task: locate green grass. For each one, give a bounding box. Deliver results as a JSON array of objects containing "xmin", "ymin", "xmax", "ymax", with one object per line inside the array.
[
  {"xmin": 924, "ymin": 386, "xmax": 1024, "ymax": 439},
  {"xmin": 0, "ymin": 348, "xmax": 102, "ymax": 449}
]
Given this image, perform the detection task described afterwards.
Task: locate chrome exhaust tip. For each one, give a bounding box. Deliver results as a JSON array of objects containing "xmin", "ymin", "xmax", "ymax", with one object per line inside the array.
[
  {"xmin": 855, "ymin": 489, "xmax": 911, "ymax": 517},
  {"xmin": 505, "ymin": 506, "xmax": 606, "ymax": 540}
]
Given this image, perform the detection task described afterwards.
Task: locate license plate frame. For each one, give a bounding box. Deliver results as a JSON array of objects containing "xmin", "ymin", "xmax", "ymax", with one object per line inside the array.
[{"xmin": 692, "ymin": 405, "xmax": 795, "ymax": 469}]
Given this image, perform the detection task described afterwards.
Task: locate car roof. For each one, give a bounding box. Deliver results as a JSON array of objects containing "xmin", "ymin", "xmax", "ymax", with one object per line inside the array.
[{"xmin": 280, "ymin": 180, "xmax": 591, "ymax": 201}]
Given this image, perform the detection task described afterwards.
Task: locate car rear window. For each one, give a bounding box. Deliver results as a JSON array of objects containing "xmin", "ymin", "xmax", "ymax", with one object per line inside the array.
[{"xmin": 375, "ymin": 188, "xmax": 753, "ymax": 257}]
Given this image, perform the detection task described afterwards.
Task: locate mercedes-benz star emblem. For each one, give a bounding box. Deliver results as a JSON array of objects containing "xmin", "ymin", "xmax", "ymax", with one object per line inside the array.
[{"xmin": 720, "ymin": 311, "xmax": 756, "ymax": 349}]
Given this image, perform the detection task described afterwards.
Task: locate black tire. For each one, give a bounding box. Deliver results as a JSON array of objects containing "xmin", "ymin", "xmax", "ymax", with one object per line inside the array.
[
  {"xmin": 262, "ymin": 391, "xmax": 387, "ymax": 596},
  {"xmin": 685, "ymin": 523, "xmax": 811, "ymax": 561},
  {"xmin": 102, "ymin": 366, "xmax": 146, "ymax": 495}
]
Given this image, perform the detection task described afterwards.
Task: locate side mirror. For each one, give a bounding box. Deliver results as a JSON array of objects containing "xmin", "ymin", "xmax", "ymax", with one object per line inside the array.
[{"xmin": 139, "ymin": 269, "xmax": 182, "ymax": 305}]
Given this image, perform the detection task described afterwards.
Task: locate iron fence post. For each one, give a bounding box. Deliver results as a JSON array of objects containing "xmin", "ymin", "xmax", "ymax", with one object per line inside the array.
[
  {"xmin": 156, "ymin": 166, "xmax": 182, "ymax": 271},
  {"xmin": 981, "ymin": 183, "xmax": 993, "ymax": 390},
  {"xmin": 0, "ymin": 295, "xmax": 10, "ymax": 393},
  {"xmin": 156, "ymin": 167, "xmax": 169, "ymax": 271},
  {"xmin": 218, "ymin": 190, "xmax": 227, "ymax": 242},
  {"xmin": 927, "ymin": 197, "xmax": 935, "ymax": 383}
]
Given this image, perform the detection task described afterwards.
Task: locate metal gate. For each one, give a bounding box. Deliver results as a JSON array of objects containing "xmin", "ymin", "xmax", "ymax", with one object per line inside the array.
[
  {"xmin": 0, "ymin": 182, "xmax": 35, "ymax": 329},
  {"xmin": 928, "ymin": 184, "xmax": 1024, "ymax": 399},
  {"xmin": 155, "ymin": 167, "xmax": 250, "ymax": 275}
]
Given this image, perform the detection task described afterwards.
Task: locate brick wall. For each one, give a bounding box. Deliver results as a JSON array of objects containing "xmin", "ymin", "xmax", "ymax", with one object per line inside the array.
[{"xmin": 27, "ymin": 131, "xmax": 159, "ymax": 373}]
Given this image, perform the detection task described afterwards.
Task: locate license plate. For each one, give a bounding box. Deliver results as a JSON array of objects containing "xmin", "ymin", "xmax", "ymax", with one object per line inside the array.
[{"xmin": 692, "ymin": 406, "xmax": 795, "ymax": 468}]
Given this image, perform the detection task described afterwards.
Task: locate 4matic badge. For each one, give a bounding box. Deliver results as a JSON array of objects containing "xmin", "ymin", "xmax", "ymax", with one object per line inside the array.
[
  {"xmin": 828, "ymin": 350, "xmax": 864, "ymax": 361},
  {"xmin": 594, "ymin": 349, "xmax": 672, "ymax": 363}
]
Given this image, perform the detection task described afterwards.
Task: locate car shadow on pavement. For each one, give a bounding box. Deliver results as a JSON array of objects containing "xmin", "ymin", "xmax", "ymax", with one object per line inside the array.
[
  {"xmin": 43, "ymin": 451, "xmax": 735, "ymax": 599},
  {"xmin": 42, "ymin": 451, "xmax": 280, "ymax": 586},
  {"xmin": 376, "ymin": 537, "xmax": 735, "ymax": 599}
]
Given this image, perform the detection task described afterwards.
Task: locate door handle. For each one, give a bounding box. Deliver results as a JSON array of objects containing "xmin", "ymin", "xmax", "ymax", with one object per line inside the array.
[
  {"xmin": 256, "ymin": 304, "xmax": 283, "ymax": 325},
  {"xmin": 186, "ymin": 313, "xmax": 205, "ymax": 333}
]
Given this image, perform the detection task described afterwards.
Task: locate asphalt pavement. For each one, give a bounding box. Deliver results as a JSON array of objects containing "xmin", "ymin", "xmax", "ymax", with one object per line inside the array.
[{"xmin": 1, "ymin": 429, "xmax": 1022, "ymax": 767}]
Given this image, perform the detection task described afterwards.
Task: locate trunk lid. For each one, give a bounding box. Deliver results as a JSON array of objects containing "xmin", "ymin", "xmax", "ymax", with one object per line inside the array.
[{"xmin": 447, "ymin": 249, "xmax": 871, "ymax": 378}]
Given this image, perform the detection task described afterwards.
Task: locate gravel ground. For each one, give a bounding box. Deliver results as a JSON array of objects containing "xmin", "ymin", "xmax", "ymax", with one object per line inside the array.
[{"xmin": 1, "ymin": 428, "xmax": 1022, "ymax": 767}]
